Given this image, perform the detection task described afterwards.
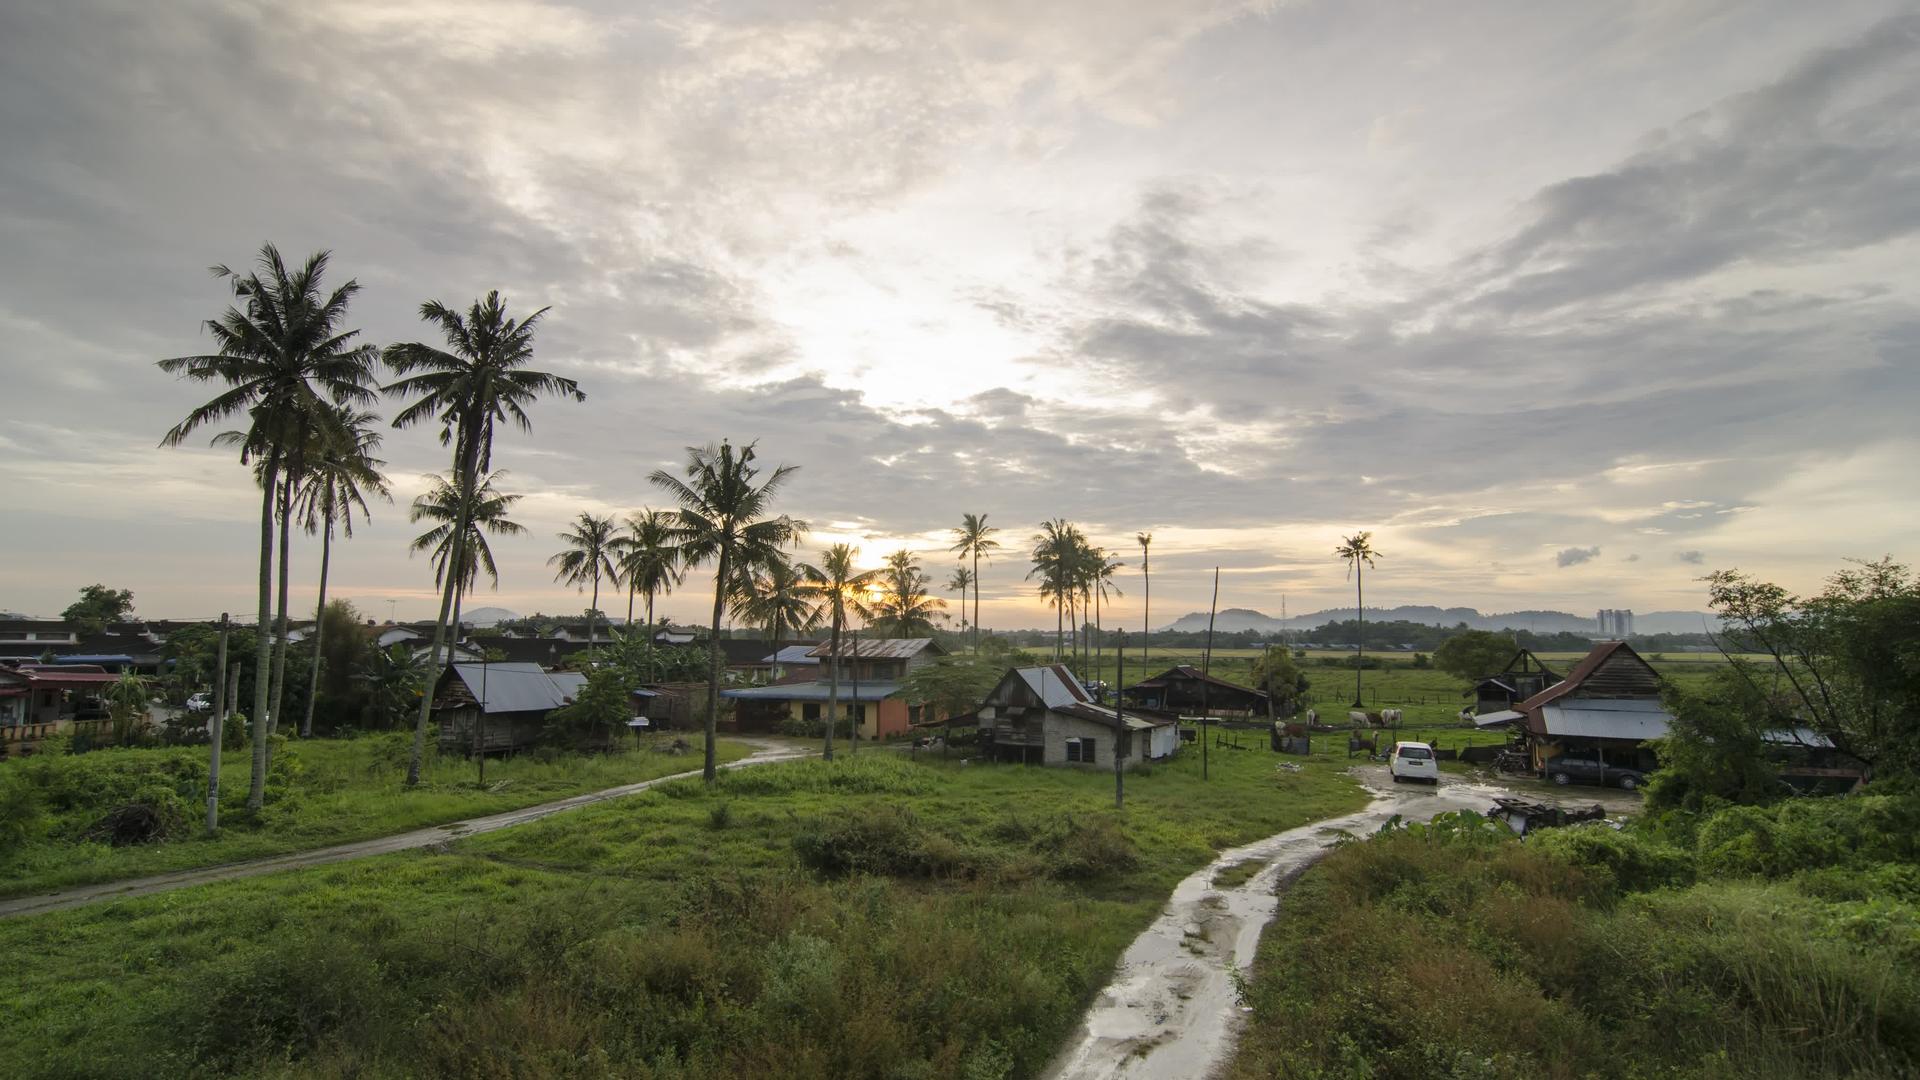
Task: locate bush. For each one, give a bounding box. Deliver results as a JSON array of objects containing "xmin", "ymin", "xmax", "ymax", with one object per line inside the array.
[
  {"xmin": 1029, "ymin": 814, "xmax": 1140, "ymax": 882},
  {"xmin": 0, "ymin": 772, "xmax": 43, "ymax": 855},
  {"xmin": 1527, "ymin": 824, "xmax": 1694, "ymax": 895},
  {"xmin": 792, "ymin": 806, "xmax": 963, "ymax": 878}
]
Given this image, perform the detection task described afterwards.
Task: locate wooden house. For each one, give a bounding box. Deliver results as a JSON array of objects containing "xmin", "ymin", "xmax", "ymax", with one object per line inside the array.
[
  {"xmin": 976, "ymin": 664, "xmax": 1179, "ymax": 767},
  {"xmin": 1121, "ymin": 665, "xmax": 1269, "ymax": 717},
  {"xmin": 1514, "ymin": 641, "xmax": 1670, "ymax": 772},
  {"xmin": 432, "ymin": 662, "xmax": 588, "ymax": 753},
  {"xmin": 1467, "ymin": 649, "xmax": 1562, "ymax": 714}
]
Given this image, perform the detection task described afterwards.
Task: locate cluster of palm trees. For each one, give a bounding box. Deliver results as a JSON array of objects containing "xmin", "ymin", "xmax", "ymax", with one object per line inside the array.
[
  {"xmin": 160, "ymin": 244, "xmax": 584, "ymax": 805},
  {"xmin": 1026, "ymin": 519, "xmax": 1136, "ymax": 676}
]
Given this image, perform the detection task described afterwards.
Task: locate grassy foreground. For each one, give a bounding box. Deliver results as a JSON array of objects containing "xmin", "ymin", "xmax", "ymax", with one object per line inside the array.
[
  {"xmin": 0, "ymin": 743, "xmax": 1363, "ymax": 1078},
  {"xmin": 0, "ymin": 734, "xmax": 755, "ymax": 897},
  {"xmin": 1227, "ymin": 791, "xmax": 1920, "ymax": 1079}
]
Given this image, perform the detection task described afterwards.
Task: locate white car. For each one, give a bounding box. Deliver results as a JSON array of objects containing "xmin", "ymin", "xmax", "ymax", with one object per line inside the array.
[
  {"xmin": 185, "ymin": 691, "xmax": 213, "ymax": 714},
  {"xmin": 1389, "ymin": 741, "xmax": 1439, "ymax": 784}
]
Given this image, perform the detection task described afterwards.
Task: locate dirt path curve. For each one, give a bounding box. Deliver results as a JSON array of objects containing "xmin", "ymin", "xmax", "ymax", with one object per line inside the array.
[
  {"xmin": 1042, "ymin": 769, "xmax": 1612, "ymax": 1080},
  {"xmin": 0, "ymin": 739, "xmax": 812, "ymax": 922}
]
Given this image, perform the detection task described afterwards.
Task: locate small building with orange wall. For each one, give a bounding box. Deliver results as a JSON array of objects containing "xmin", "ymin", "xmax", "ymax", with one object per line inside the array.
[{"xmin": 721, "ymin": 637, "xmax": 946, "ymax": 740}]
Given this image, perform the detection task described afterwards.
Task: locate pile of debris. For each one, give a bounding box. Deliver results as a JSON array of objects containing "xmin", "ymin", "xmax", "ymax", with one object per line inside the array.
[{"xmin": 1488, "ymin": 796, "xmax": 1609, "ymax": 836}]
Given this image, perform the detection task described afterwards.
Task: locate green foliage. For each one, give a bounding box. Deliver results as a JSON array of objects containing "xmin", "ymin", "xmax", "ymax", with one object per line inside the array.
[
  {"xmin": 1431, "ymin": 628, "xmax": 1519, "ymax": 681},
  {"xmin": 546, "ymin": 664, "xmax": 636, "ymax": 749},
  {"xmin": 901, "ymin": 655, "xmax": 1004, "ymax": 721},
  {"xmin": 0, "ymin": 772, "xmax": 43, "ymax": 855},
  {"xmin": 1249, "ymin": 645, "xmax": 1308, "ymax": 713},
  {"xmin": 1647, "ymin": 667, "xmax": 1789, "ymax": 811},
  {"xmin": 61, "ymin": 583, "xmax": 136, "ymax": 635}
]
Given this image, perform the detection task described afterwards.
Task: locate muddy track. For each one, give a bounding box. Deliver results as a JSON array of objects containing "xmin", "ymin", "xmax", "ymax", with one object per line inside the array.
[
  {"xmin": 1042, "ymin": 770, "xmax": 1610, "ymax": 1080},
  {"xmin": 0, "ymin": 740, "xmax": 811, "ymax": 921}
]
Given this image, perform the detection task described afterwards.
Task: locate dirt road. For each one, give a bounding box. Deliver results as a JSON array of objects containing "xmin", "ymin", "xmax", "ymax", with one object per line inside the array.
[
  {"xmin": 1041, "ymin": 768, "xmax": 1633, "ymax": 1080},
  {"xmin": 0, "ymin": 739, "xmax": 811, "ymax": 922}
]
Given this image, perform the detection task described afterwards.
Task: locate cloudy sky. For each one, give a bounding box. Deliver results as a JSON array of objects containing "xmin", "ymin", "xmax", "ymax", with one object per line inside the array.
[{"xmin": 1, "ymin": 0, "xmax": 1914, "ymax": 630}]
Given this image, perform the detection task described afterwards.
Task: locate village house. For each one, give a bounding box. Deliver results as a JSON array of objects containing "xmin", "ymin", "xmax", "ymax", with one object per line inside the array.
[
  {"xmin": 0, "ymin": 663, "xmax": 121, "ymax": 753},
  {"xmin": 1121, "ymin": 665, "xmax": 1270, "ymax": 717},
  {"xmin": 720, "ymin": 637, "xmax": 945, "ymax": 739},
  {"xmin": 1510, "ymin": 641, "xmax": 1671, "ymax": 774},
  {"xmin": 1465, "ymin": 648, "xmax": 1562, "ymax": 717},
  {"xmin": 975, "ymin": 664, "xmax": 1179, "ymax": 766},
  {"xmin": 431, "ymin": 662, "xmax": 588, "ymax": 753}
]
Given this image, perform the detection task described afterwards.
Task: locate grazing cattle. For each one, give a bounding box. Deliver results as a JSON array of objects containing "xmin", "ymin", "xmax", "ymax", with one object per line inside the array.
[
  {"xmin": 1305, "ymin": 708, "xmax": 1318, "ymax": 726},
  {"xmin": 1348, "ymin": 709, "xmax": 1371, "ymax": 726},
  {"xmin": 1458, "ymin": 707, "xmax": 1476, "ymax": 724},
  {"xmin": 1347, "ymin": 733, "xmax": 1377, "ymax": 757},
  {"xmin": 1381, "ymin": 708, "xmax": 1402, "ymax": 725}
]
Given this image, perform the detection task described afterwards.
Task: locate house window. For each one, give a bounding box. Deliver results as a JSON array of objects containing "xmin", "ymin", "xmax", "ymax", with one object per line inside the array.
[{"xmin": 1065, "ymin": 737, "xmax": 1097, "ymax": 763}]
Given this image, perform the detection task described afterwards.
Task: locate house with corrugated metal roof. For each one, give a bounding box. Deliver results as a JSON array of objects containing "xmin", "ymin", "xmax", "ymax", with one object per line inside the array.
[
  {"xmin": 720, "ymin": 637, "xmax": 946, "ymax": 739},
  {"xmin": 975, "ymin": 664, "xmax": 1179, "ymax": 767},
  {"xmin": 1120, "ymin": 665, "xmax": 1269, "ymax": 717},
  {"xmin": 1466, "ymin": 649, "xmax": 1561, "ymax": 715},
  {"xmin": 0, "ymin": 663, "xmax": 121, "ymax": 752},
  {"xmin": 431, "ymin": 662, "xmax": 599, "ymax": 753},
  {"xmin": 1513, "ymin": 641, "xmax": 1671, "ymax": 772}
]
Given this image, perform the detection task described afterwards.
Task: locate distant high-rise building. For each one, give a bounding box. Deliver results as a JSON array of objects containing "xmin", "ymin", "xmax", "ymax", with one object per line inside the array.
[{"xmin": 1595, "ymin": 609, "xmax": 1634, "ymax": 637}]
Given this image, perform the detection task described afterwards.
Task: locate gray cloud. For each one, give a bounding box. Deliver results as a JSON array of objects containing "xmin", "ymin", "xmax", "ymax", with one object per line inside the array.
[
  {"xmin": 1676, "ymin": 550, "xmax": 1707, "ymax": 564},
  {"xmin": 1557, "ymin": 547, "xmax": 1602, "ymax": 568}
]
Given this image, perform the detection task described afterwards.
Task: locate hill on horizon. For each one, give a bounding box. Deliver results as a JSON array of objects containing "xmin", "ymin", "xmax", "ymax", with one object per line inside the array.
[{"xmin": 1157, "ymin": 606, "xmax": 1713, "ymax": 635}]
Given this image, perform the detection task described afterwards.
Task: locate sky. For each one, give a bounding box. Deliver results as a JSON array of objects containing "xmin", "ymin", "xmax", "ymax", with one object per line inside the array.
[{"xmin": 0, "ymin": 0, "xmax": 1915, "ymax": 631}]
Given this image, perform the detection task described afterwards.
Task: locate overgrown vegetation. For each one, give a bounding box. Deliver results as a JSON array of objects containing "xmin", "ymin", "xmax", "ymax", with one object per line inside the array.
[
  {"xmin": 0, "ymin": 735, "xmax": 753, "ymax": 897},
  {"xmin": 0, "ymin": 743, "xmax": 1365, "ymax": 1078},
  {"xmin": 1230, "ymin": 792, "xmax": 1920, "ymax": 1080}
]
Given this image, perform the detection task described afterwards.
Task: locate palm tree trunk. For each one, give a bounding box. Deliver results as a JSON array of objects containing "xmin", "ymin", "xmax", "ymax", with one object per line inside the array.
[
  {"xmin": 409, "ymin": 439, "xmax": 476, "ymax": 787},
  {"xmin": 824, "ymin": 611, "xmax": 840, "ymax": 761},
  {"xmin": 1055, "ymin": 595, "xmax": 1063, "ymax": 662},
  {"xmin": 1142, "ymin": 551, "xmax": 1150, "ymax": 669},
  {"xmin": 1354, "ymin": 563, "xmax": 1365, "ymax": 708},
  {"xmin": 971, "ymin": 551, "xmax": 980, "ymax": 651},
  {"xmin": 247, "ymin": 463, "xmax": 278, "ymax": 812},
  {"xmin": 589, "ymin": 573, "xmax": 600, "ymax": 648},
  {"xmin": 703, "ymin": 545, "xmax": 730, "ymax": 782},
  {"xmin": 301, "ymin": 519, "xmax": 332, "ymax": 738},
  {"xmin": 268, "ymin": 480, "xmax": 293, "ymax": 734},
  {"xmin": 1094, "ymin": 588, "xmax": 1102, "ymax": 696},
  {"xmin": 626, "ymin": 582, "xmax": 636, "ymax": 634},
  {"xmin": 646, "ymin": 590, "xmax": 655, "ymax": 637}
]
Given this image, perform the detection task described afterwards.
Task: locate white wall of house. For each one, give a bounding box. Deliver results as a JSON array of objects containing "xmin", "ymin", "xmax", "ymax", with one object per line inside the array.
[{"xmin": 1044, "ymin": 712, "xmax": 1124, "ymax": 767}]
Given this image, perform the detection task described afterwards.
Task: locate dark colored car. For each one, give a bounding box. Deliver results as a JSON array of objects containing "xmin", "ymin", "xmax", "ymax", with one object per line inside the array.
[{"xmin": 1545, "ymin": 755, "xmax": 1649, "ymax": 791}]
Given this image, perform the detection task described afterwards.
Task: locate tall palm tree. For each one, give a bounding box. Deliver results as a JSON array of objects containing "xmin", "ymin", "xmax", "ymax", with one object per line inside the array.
[
  {"xmin": 1028, "ymin": 519, "xmax": 1080, "ymax": 662},
  {"xmin": 648, "ymin": 440, "xmax": 806, "ymax": 781},
  {"xmin": 549, "ymin": 512, "xmax": 621, "ymax": 648},
  {"xmin": 945, "ymin": 566, "xmax": 975, "ymax": 634},
  {"xmin": 295, "ymin": 406, "xmax": 389, "ymax": 738},
  {"xmin": 1136, "ymin": 532, "xmax": 1153, "ymax": 667},
  {"xmin": 949, "ymin": 513, "xmax": 1000, "ymax": 650},
  {"xmin": 159, "ymin": 244, "xmax": 377, "ymax": 811},
  {"xmin": 614, "ymin": 509, "xmax": 683, "ymax": 633},
  {"xmin": 733, "ymin": 558, "xmax": 820, "ymax": 668},
  {"xmin": 1335, "ymin": 531, "xmax": 1382, "ymax": 708},
  {"xmin": 873, "ymin": 549, "xmax": 947, "ymax": 637},
  {"xmin": 1089, "ymin": 547, "xmax": 1124, "ymax": 692},
  {"xmin": 799, "ymin": 544, "xmax": 878, "ymax": 761},
  {"xmin": 383, "ymin": 291, "xmax": 583, "ymax": 785},
  {"xmin": 410, "ymin": 473, "xmax": 526, "ymax": 593}
]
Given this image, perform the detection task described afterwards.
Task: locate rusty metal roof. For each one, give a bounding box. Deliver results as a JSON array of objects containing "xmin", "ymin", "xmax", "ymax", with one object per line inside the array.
[{"xmin": 805, "ymin": 637, "xmax": 946, "ymax": 660}]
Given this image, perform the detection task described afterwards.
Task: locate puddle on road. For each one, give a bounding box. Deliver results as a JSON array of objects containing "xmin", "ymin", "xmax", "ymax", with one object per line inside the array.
[{"xmin": 1042, "ymin": 781, "xmax": 1498, "ymax": 1080}]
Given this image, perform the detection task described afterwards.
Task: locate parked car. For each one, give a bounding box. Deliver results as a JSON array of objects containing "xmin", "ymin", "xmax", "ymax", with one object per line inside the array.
[
  {"xmin": 1545, "ymin": 755, "xmax": 1649, "ymax": 791},
  {"xmin": 185, "ymin": 691, "xmax": 212, "ymax": 714},
  {"xmin": 1389, "ymin": 741, "xmax": 1438, "ymax": 784}
]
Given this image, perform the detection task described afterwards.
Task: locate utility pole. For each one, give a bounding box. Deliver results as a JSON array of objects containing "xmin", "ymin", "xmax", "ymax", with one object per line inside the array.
[
  {"xmin": 1202, "ymin": 567, "xmax": 1219, "ymax": 781},
  {"xmin": 849, "ymin": 624, "xmax": 861, "ymax": 755},
  {"xmin": 206, "ymin": 613, "xmax": 229, "ymax": 833},
  {"xmin": 1114, "ymin": 636, "xmax": 1126, "ymax": 809}
]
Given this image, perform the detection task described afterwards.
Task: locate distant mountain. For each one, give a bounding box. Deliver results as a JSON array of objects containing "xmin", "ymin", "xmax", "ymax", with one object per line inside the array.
[
  {"xmin": 461, "ymin": 607, "xmax": 519, "ymax": 628},
  {"xmin": 1158, "ymin": 605, "xmax": 1713, "ymax": 635}
]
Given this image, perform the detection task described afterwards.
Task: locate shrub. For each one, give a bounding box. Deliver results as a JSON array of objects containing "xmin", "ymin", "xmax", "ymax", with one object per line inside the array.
[
  {"xmin": 1527, "ymin": 825, "xmax": 1693, "ymax": 895},
  {"xmin": 1032, "ymin": 814, "xmax": 1139, "ymax": 882},
  {"xmin": 0, "ymin": 772, "xmax": 43, "ymax": 854},
  {"xmin": 793, "ymin": 806, "xmax": 948, "ymax": 878}
]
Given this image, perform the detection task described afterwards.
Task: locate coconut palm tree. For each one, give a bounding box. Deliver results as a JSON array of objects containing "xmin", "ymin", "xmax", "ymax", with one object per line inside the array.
[
  {"xmin": 1136, "ymin": 532, "xmax": 1153, "ymax": 666},
  {"xmin": 733, "ymin": 557, "xmax": 819, "ymax": 668},
  {"xmin": 614, "ymin": 509, "xmax": 683, "ymax": 634},
  {"xmin": 294, "ymin": 406, "xmax": 389, "ymax": 738},
  {"xmin": 799, "ymin": 544, "xmax": 878, "ymax": 761},
  {"xmin": 648, "ymin": 440, "xmax": 806, "ymax": 781},
  {"xmin": 383, "ymin": 291, "xmax": 583, "ymax": 786},
  {"xmin": 1088, "ymin": 547, "xmax": 1124, "ymax": 692},
  {"xmin": 948, "ymin": 513, "xmax": 1000, "ymax": 650},
  {"xmin": 159, "ymin": 244, "xmax": 378, "ymax": 810},
  {"xmin": 1334, "ymin": 531, "xmax": 1382, "ymax": 708},
  {"xmin": 873, "ymin": 550, "xmax": 947, "ymax": 637},
  {"xmin": 1028, "ymin": 519, "xmax": 1080, "ymax": 662},
  {"xmin": 549, "ymin": 513, "xmax": 621, "ymax": 648},
  {"xmin": 411, "ymin": 473, "xmax": 528, "ymax": 656},
  {"xmin": 945, "ymin": 566, "xmax": 975, "ymax": 634}
]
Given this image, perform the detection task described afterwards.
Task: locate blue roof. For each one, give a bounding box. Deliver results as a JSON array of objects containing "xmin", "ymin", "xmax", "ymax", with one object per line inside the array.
[
  {"xmin": 722, "ymin": 680, "xmax": 902, "ymax": 702},
  {"xmin": 56, "ymin": 654, "xmax": 134, "ymax": 664}
]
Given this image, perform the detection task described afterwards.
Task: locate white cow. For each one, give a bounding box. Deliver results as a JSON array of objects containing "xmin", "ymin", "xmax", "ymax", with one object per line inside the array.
[
  {"xmin": 1304, "ymin": 708, "xmax": 1319, "ymax": 726},
  {"xmin": 1381, "ymin": 707, "xmax": 1403, "ymax": 725},
  {"xmin": 1348, "ymin": 709, "xmax": 1371, "ymax": 726}
]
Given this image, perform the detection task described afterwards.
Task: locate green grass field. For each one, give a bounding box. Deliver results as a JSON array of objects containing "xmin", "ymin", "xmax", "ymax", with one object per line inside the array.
[
  {"xmin": 0, "ymin": 743, "xmax": 1368, "ymax": 1078},
  {"xmin": 0, "ymin": 734, "xmax": 755, "ymax": 898}
]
